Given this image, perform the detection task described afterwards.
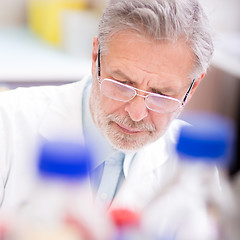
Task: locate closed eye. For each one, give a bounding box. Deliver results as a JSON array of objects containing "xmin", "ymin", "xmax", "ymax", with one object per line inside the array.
[
  {"xmin": 150, "ymin": 89, "xmax": 168, "ymax": 97},
  {"xmin": 116, "ymin": 80, "xmax": 135, "ymax": 87}
]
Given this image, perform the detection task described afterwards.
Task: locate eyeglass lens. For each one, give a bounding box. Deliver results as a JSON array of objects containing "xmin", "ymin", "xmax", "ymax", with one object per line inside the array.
[
  {"xmin": 100, "ymin": 79, "xmax": 135, "ymax": 102},
  {"xmin": 100, "ymin": 79, "xmax": 181, "ymax": 113}
]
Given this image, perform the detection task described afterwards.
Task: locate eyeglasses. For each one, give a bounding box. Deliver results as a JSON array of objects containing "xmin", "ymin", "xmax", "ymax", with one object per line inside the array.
[{"xmin": 97, "ymin": 49, "xmax": 195, "ymax": 114}]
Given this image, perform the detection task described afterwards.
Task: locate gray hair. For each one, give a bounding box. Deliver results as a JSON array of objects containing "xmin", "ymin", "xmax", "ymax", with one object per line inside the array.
[{"xmin": 98, "ymin": 0, "xmax": 214, "ymax": 79}]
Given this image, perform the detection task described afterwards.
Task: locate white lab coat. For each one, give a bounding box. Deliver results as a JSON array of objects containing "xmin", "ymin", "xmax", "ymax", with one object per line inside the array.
[{"xmin": 0, "ymin": 76, "xmax": 186, "ymax": 211}]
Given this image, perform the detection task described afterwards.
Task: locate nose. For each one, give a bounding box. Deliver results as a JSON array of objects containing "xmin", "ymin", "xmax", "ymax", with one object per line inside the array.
[{"xmin": 124, "ymin": 95, "xmax": 148, "ymax": 122}]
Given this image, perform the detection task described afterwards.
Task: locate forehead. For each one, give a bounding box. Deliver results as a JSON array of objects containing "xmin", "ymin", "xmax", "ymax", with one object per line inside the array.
[{"xmin": 101, "ymin": 31, "xmax": 194, "ymax": 86}]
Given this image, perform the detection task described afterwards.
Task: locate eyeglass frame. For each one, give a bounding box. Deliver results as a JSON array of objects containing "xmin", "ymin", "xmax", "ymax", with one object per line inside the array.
[{"xmin": 97, "ymin": 48, "xmax": 195, "ymax": 113}]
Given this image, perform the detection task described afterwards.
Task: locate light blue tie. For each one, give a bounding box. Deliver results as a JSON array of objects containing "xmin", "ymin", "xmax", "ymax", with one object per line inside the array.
[{"xmin": 95, "ymin": 151, "xmax": 125, "ymax": 207}]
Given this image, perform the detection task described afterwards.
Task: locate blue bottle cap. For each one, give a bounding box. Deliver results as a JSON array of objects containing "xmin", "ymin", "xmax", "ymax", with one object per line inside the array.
[
  {"xmin": 38, "ymin": 141, "xmax": 92, "ymax": 179},
  {"xmin": 176, "ymin": 113, "xmax": 234, "ymax": 163}
]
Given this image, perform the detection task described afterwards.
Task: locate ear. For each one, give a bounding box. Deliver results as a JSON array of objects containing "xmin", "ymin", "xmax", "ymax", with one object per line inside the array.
[
  {"xmin": 186, "ymin": 73, "xmax": 205, "ymax": 102},
  {"xmin": 91, "ymin": 37, "xmax": 99, "ymax": 77}
]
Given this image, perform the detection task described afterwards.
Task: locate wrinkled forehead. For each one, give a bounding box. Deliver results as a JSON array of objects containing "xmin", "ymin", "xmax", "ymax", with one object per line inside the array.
[
  {"xmin": 100, "ymin": 30, "xmax": 195, "ymax": 82},
  {"xmin": 102, "ymin": 31, "xmax": 193, "ymax": 70},
  {"xmin": 99, "ymin": 31, "xmax": 195, "ymax": 92},
  {"xmin": 100, "ymin": 29, "xmax": 187, "ymax": 55}
]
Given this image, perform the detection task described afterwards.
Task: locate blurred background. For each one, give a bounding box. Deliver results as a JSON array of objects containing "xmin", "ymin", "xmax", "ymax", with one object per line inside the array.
[
  {"xmin": 183, "ymin": 0, "xmax": 240, "ymax": 121},
  {"xmin": 0, "ymin": 0, "xmax": 108, "ymax": 89},
  {"xmin": 0, "ymin": 0, "xmax": 239, "ymax": 121}
]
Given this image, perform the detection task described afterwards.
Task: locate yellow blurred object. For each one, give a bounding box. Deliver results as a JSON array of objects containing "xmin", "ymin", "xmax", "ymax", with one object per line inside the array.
[{"xmin": 28, "ymin": 0, "xmax": 88, "ymax": 45}]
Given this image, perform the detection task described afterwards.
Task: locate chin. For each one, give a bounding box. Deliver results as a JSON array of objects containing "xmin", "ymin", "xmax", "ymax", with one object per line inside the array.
[{"xmin": 104, "ymin": 130, "xmax": 159, "ymax": 153}]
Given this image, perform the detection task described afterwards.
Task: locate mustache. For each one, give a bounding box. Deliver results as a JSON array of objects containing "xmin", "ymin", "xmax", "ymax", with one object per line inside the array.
[{"xmin": 107, "ymin": 113, "xmax": 156, "ymax": 132}]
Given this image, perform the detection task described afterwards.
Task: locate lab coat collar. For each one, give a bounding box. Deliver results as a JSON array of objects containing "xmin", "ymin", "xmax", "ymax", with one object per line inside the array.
[
  {"xmin": 122, "ymin": 138, "xmax": 168, "ymax": 179},
  {"xmin": 111, "ymin": 138, "xmax": 170, "ymax": 210},
  {"xmin": 112, "ymin": 120, "xmax": 185, "ymax": 210},
  {"xmin": 125, "ymin": 136, "xmax": 169, "ymax": 178},
  {"xmin": 133, "ymin": 119, "xmax": 186, "ymax": 176}
]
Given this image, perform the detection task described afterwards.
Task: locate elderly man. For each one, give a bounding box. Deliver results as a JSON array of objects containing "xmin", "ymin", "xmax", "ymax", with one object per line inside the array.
[{"xmin": 0, "ymin": 0, "xmax": 213, "ymax": 210}]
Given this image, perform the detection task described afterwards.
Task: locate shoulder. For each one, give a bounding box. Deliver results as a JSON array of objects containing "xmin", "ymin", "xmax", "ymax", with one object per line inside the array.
[
  {"xmin": 162, "ymin": 118, "xmax": 189, "ymax": 146},
  {"xmin": 0, "ymin": 76, "xmax": 90, "ymax": 116},
  {"xmin": 0, "ymin": 76, "xmax": 91, "ymax": 142},
  {"xmin": 0, "ymin": 76, "xmax": 89, "ymax": 105}
]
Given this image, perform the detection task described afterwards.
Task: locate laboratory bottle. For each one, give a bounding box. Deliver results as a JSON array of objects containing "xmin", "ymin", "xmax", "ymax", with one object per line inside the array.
[
  {"xmin": 141, "ymin": 113, "xmax": 236, "ymax": 240},
  {"xmin": 12, "ymin": 140, "xmax": 113, "ymax": 240}
]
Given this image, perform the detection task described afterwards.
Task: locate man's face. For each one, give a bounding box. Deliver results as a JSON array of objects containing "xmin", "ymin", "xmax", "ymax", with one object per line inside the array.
[{"xmin": 90, "ymin": 31, "xmax": 196, "ymax": 152}]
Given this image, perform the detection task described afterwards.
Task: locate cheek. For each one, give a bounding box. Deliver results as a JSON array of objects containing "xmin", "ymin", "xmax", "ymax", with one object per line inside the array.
[
  {"xmin": 91, "ymin": 81, "xmax": 126, "ymax": 115},
  {"xmin": 100, "ymin": 95, "xmax": 127, "ymax": 114}
]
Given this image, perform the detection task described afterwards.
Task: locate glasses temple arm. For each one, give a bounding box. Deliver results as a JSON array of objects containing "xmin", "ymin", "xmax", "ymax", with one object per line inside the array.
[
  {"xmin": 182, "ymin": 79, "xmax": 195, "ymax": 104},
  {"xmin": 98, "ymin": 48, "xmax": 101, "ymax": 78}
]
